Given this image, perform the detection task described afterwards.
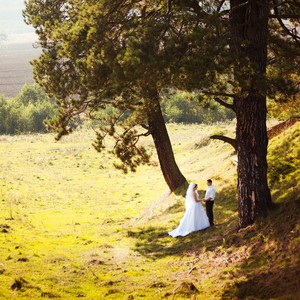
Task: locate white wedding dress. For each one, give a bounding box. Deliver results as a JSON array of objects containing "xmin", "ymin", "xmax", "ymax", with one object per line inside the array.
[{"xmin": 168, "ymin": 183, "xmax": 210, "ymax": 237}]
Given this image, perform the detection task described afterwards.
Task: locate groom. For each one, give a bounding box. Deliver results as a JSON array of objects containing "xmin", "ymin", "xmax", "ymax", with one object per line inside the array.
[{"xmin": 202, "ymin": 179, "xmax": 216, "ymax": 226}]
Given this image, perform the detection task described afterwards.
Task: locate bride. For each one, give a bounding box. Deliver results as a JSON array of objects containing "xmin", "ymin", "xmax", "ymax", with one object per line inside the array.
[{"xmin": 168, "ymin": 183, "xmax": 210, "ymax": 237}]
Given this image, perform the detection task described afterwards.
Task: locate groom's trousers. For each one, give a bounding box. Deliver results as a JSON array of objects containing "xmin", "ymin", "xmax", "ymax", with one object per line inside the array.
[{"xmin": 206, "ymin": 201, "xmax": 214, "ymax": 226}]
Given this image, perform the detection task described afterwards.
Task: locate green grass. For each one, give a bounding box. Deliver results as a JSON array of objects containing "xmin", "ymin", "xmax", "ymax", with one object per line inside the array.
[{"xmin": 0, "ymin": 121, "xmax": 299, "ymax": 299}]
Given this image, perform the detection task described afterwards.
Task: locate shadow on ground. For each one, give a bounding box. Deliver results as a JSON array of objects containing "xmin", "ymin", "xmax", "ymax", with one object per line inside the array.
[
  {"xmin": 127, "ymin": 184, "xmax": 238, "ymax": 259},
  {"xmin": 127, "ymin": 183, "xmax": 300, "ymax": 299},
  {"xmin": 221, "ymin": 198, "xmax": 300, "ymax": 299}
]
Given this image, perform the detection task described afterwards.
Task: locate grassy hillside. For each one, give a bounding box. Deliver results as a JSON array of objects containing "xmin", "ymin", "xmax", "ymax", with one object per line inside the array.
[{"xmin": 0, "ymin": 122, "xmax": 299, "ymax": 299}]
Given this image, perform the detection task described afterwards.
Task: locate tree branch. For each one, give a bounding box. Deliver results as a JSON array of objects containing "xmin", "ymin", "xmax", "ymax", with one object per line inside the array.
[
  {"xmin": 272, "ymin": 0, "xmax": 300, "ymax": 43},
  {"xmin": 277, "ymin": 18, "xmax": 300, "ymax": 42},
  {"xmin": 214, "ymin": 97, "xmax": 235, "ymax": 111},
  {"xmin": 210, "ymin": 135, "xmax": 237, "ymax": 151},
  {"xmin": 140, "ymin": 123, "xmax": 150, "ymax": 131},
  {"xmin": 217, "ymin": 0, "xmax": 226, "ymax": 12}
]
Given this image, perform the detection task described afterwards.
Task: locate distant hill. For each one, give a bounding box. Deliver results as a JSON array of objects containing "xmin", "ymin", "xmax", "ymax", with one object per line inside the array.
[{"xmin": 0, "ymin": 43, "xmax": 40, "ymax": 98}]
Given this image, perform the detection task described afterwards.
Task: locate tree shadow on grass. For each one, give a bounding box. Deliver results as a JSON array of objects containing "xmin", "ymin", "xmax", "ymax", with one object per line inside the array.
[
  {"xmin": 127, "ymin": 184, "xmax": 239, "ymax": 259},
  {"xmin": 165, "ymin": 201, "xmax": 183, "ymax": 214},
  {"xmin": 127, "ymin": 225, "xmax": 220, "ymax": 259},
  {"xmin": 221, "ymin": 198, "xmax": 300, "ymax": 299},
  {"xmin": 122, "ymin": 156, "xmax": 300, "ymax": 298},
  {"xmin": 222, "ymin": 264, "xmax": 300, "ymax": 300},
  {"xmin": 127, "ymin": 185, "xmax": 300, "ymax": 299}
]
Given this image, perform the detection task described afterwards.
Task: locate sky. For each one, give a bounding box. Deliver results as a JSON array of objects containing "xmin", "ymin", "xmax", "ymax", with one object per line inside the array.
[{"xmin": 0, "ymin": 0, "xmax": 36, "ymax": 44}]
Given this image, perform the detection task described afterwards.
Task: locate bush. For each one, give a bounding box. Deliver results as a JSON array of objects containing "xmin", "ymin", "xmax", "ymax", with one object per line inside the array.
[
  {"xmin": 1, "ymin": 85, "xmax": 236, "ymax": 135},
  {"xmin": 0, "ymin": 84, "xmax": 57, "ymax": 134},
  {"xmin": 160, "ymin": 90, "xmax": 235, "ymax": 124}
]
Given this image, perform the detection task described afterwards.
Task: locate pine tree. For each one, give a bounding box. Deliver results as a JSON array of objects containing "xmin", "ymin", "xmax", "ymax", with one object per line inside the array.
[
  {"xmin": 24, "ymin": 0, "xmax": 300, "ymax": 226},
  {"xmin": 173, "ymin": 0, "xmax": 299, "ymax": 227},
  {"xmin": 23, "ymin": 0, "xmax": 191, "ymax": 191}
]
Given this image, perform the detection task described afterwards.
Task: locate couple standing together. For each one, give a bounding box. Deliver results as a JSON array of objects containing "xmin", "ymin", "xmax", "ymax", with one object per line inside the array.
[{"xmin": 169, "ymin": 179, "xmax": 216, "ymax": 238}]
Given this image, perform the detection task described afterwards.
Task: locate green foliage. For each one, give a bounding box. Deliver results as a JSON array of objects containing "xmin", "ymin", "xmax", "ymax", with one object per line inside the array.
[
  {"xmin": 161, "ymin": 90, "xmax": 235, "ymax": 124},
  {"xmin": 266, "ymin": 2, "xmax": 300, "ymax": 114},
  {"xmin": 23, "ymin": 0, "xmax": 235, "ymax": 175},
  {"xmin": 23, "ymin": 0, "xmax": 299, "ymax": 130},
  {"xmin": 0, "ymin": 84, "xmax": 56, "ymax": 134},
  {"xmin": 112, "ymin": 129, "xmax": 151, "ymax": 173},
  {"xmin": 23, "ymin": 0, "xmax": 299, "ymax": 203},
  {"xmin": 267, "ymin": 95, "xmax": 300, "ymax": 120}
]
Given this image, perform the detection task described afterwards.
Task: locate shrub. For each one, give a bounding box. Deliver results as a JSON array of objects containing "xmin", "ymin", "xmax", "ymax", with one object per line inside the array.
[
  {"xmin": 160, "ymin": 90, "xmax": 235, "ymax": 124},
  {"xmin": 0, "ymin": 84, "xmax": 57, "ymax": 134}
]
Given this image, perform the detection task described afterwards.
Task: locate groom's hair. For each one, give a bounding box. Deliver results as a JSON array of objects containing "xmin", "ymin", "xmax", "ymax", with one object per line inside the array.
[{"xmin": 207, "ymin": 179, "xmax": 212, "ymax": 183}]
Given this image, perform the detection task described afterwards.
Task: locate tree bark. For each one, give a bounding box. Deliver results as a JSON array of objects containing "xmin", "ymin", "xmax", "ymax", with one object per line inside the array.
[
  {"xmin": 145, "ymin": 89, "xmax": 187, "ymax": 192},
  {"xmin": 235, "ymin": 94, "xmax": 272, "ymax": 227},
  {"xmin": 230, "ymin": 0, "xmax": 272, "ymax": 228}
]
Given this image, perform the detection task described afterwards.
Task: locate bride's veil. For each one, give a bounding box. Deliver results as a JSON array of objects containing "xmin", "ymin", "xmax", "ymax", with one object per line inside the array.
[{"xmin": 185, "ymin": 183, "xmax": 196, "ymax": 209}]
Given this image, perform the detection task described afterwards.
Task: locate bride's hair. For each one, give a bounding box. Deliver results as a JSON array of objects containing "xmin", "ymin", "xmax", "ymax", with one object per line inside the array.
[{"xmin": 186, "ymin": 183, "xmax": 197, "ymax": 197}]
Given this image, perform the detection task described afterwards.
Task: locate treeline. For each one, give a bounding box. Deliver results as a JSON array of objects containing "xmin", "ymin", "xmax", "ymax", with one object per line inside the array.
[
  {"xmin": 0, "ymin": 84, "xmax": 235, "ymax": 135},
  {"xmin": 0, "ymin": 84, "xmax": 56, "ymax": 134},
  {"xmin": 3, "ymin": 83, "xmax": 299, "ymax": 135},
  {"xmin": 160, "ymin": 90, "xmax": 235, "ymax": 124}
]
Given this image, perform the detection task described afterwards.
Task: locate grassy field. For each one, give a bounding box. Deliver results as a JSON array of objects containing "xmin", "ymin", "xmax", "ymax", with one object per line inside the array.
[{"xmin": 0, "ymin": 122, "xmax": 299, "ymax": 299}]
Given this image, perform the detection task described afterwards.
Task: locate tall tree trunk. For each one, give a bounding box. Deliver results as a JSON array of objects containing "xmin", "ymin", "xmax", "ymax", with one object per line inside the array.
[
  {"xmin": 230, "ymin": 0, "xmax": 272, "ymax": 228},
  {"xmin": 145, "ymin": 89, "xmax": 187, "ymax": 192},
  {"xmin": 235, "ymin": 94, "xmax": 272, "ymax": 227}
]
